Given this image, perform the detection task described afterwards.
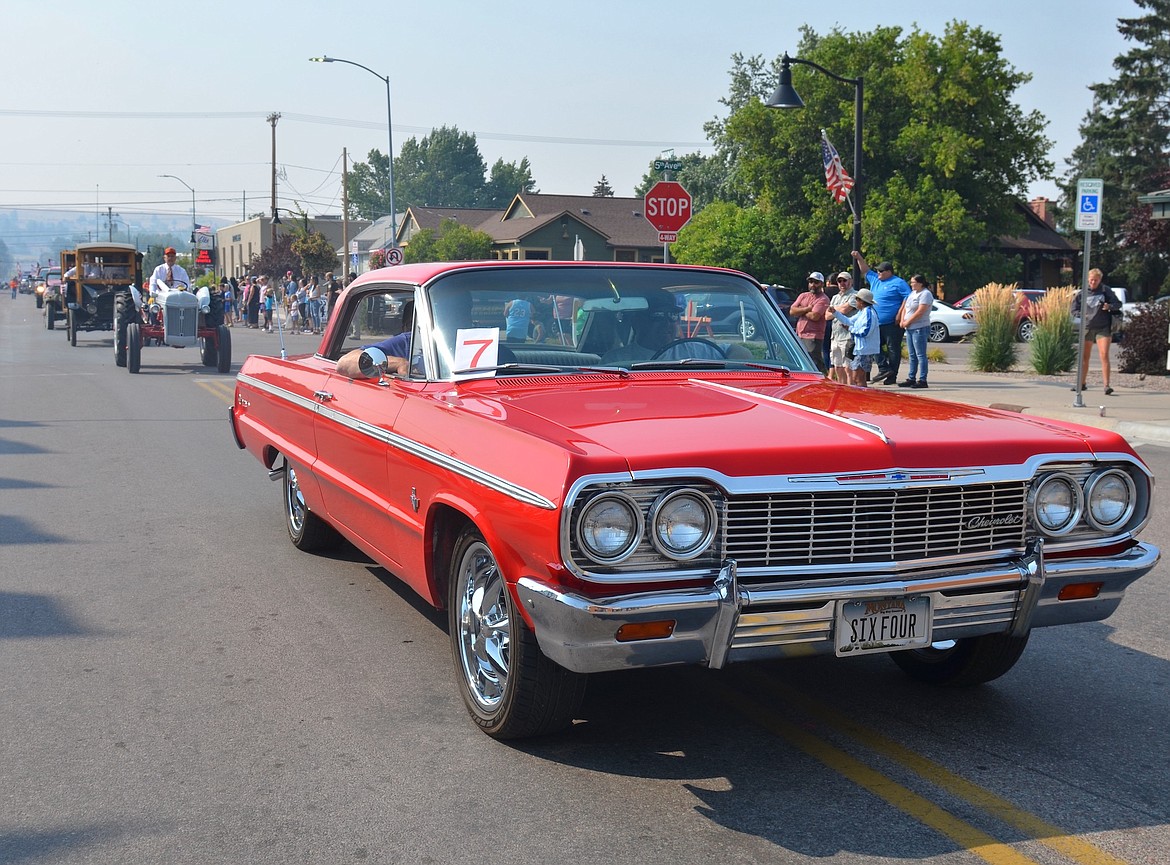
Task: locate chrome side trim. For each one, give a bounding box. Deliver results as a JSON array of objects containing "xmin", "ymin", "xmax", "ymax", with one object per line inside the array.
[{"xmin": 236, "ymin": 372, "xmax": 556, "ymax": 511}]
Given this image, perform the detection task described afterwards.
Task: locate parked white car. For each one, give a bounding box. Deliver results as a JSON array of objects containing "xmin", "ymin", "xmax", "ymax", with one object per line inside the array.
[{"xmin": 928, "ymin": 299, "xmax": 977, "ymax": 343}]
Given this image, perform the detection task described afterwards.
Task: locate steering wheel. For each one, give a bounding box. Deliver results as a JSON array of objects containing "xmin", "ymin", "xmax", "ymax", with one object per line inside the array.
[{"xmin": 651, "ymin": 337, "xmax": 727, "ymax": 361}]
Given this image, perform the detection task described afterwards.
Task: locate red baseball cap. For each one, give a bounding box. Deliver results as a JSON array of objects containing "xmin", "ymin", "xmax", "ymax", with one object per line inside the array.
[{"xmin": 164, "ymin": 247, "xmax": 177, "ymax": 255}]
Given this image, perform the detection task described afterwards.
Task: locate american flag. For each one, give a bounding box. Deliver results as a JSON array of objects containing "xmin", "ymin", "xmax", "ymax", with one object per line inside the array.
[{"xmin": 820, "ymin": 130, "xmax": 854, "ymax": 204}]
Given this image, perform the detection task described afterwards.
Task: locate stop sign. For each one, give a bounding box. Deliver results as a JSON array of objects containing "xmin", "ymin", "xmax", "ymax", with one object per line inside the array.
[{"xmin": 644, "ymin": 181, "xmax": 692, "ymax": 234}]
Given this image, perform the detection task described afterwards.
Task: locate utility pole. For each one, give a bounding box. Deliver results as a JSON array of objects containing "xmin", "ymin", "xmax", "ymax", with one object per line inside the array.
[
  {"xmin": 267, "ymin": 112, "xmax": 281, "ymax": 250},
  {"xmin": 341, "ymin": 148, "xmax": 349, "ymax": 278}
]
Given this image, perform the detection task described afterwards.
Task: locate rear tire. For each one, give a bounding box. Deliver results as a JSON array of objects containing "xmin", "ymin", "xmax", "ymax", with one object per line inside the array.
[
  {"xmin": 283, "ymin": 458, "xmax": 342, "ymax": 551},
  {"xmin": 928, "ymin": 322, "xmax": 948, "ymax": 343},
  {"xmin": 889, "ymin": 632, "xmax": 1030, "ymax": 686},
  {"xmin": 45, "ymin": 300, "xmax": 56, "ymax": 330},
  {"xmin": 67, "ymin": 310, "xmax": 77, "ymax": 346},
  {"xmin": 127, "ymin": 322, "xmax": 141, "ymax": 374},
  {"xmin": 449, "ymin": 525, "xmax": 586, "ymax": 739}
]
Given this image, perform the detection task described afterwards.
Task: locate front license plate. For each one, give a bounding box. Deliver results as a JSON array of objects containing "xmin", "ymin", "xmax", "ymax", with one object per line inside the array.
[{"xmin": 835, "ymin": 596, "xmax": 932, "ymax": 657}]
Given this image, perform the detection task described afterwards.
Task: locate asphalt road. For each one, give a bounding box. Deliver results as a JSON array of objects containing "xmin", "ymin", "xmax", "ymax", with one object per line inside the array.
[{"xmin": 2, "ymin": 296, "xmax": 1168, "ymax": 865}]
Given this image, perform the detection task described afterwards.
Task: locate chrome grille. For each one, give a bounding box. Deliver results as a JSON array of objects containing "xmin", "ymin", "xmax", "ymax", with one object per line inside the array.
[{"xmin": 726, "ymin": 482, "xmax": 1028, "ymax": 569}]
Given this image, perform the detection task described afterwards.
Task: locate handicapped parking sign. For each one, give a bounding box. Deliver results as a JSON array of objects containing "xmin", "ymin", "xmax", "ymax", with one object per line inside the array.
[{"xmin": 1076, "ymin": 178, "xmax": 1103, "ymax": 231}]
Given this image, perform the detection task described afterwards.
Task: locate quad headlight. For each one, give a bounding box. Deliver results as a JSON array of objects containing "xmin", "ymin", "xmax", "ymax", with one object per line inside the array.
[
  {"xmin": 650, "ymin": 490, "xmax": 717, "ymax": 560},
  {"xmin": 1031, "ymin": 472, "xmax": 1083, "ymax": 535},
  {"xmin": 576, "ymin": 493, "xmax": 642, "ymax": 564},
  {"xmin": 1084, "ymin": 469, "xmax": 1137, "ymax": 531}
]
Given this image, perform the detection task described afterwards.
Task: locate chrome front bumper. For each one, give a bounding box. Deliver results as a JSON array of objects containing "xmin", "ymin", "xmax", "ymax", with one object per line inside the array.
[{"xmin": 516, "ymin": 541, "xmax": 1160, "ymax": 675}]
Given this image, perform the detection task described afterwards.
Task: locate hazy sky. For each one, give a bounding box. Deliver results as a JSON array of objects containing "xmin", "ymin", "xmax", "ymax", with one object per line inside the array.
[{"xmin": 1, "ymin": 0, "xmax": 1136, "ymax": 232}]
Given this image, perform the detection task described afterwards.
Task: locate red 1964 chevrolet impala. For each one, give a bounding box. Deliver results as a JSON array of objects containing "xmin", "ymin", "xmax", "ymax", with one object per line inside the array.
[{"xmin": 229, "ymin": 261, "xmax": 1158, "ymax": 739}]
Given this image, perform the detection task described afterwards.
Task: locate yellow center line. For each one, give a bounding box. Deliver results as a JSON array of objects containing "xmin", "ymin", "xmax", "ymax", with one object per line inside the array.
[
  {"xmin": 715, "ymin": 681, "xmax": 1045, "ymax": 865},
  {"xmin": 735, "ymin": 668, "xmax": 1129, "ymax": 865},
  {"xmin": 195, "ymin": 379, "xmax": 236, "ymax": 404}
]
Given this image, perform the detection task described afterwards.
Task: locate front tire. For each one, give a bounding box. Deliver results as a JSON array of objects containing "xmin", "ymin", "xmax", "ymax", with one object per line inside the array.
[
  {"xmin": 216, "ymin": 325, "xmax": 232, "ymax": 373},
  {"xmin": 283, "ymin": 458, "xmax": 342, "ymax": 551},
  {"xmin": 449, "ymin": 526, "xmax": 586, "ymax": 739},
  {"xmin": 889, "ymin": 632, "xmax": 1029, "ymax": 686},
  {"xmin": 1016, "ymin": 318, "xmax": 1035, "ymax": 342},
  {"xmin": 67, "ymin": 309, "xmax": 77, "ymax": 346},
  {"xmin": 45, "ymin": 300, "xmax": 56, "ymax": 330},
  {"xmin": 200, "ymin": 337, "xmax": 218, "ymax": 367},
  {"xmin": 127, "ymin": 322, "xmax": 141, "ymax": 374}
]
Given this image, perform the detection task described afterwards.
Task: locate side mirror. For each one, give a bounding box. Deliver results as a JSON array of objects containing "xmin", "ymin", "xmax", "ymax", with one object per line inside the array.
[{"xmin": 357, "ymin": 346, "xmax": 389, "ymax": 380}]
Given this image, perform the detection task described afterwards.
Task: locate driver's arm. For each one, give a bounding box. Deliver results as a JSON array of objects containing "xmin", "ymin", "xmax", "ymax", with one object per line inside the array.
[{"xmin": 337, "ymin": 348, "xmax": 409, "ymax": 379}]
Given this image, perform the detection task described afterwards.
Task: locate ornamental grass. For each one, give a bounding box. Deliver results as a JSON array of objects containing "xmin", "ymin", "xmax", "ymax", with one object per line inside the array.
[
  {"xmin": 1028, "ymin": 286, "xmax": 1077, "ymax": 374},
  {"xmin": 969, "ymin": 283, "xmax": 1020, "ymax": 372}
]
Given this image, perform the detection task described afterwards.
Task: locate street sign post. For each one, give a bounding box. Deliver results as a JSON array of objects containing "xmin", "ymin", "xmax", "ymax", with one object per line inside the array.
[
  {"xmin": 1076, "ymin": 178, "xmax": 1103, "ymax": 232},
  {"xmin": 1073, "ymin": 178, "xmax": 1105, "ymax": 408}
]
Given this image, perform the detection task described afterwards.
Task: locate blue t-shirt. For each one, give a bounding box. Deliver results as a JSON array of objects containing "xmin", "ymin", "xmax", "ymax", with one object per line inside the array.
[
  {"xmin": 865, "ymin": 271, "xmax": 911, "ymax": 325},
  {"xmin": 505, "ymin": 298, "xmax": 533, "ymax": 339},
  {"xmin": 369, "ymin": 332, "xmax": 410, "ymax": 359}
]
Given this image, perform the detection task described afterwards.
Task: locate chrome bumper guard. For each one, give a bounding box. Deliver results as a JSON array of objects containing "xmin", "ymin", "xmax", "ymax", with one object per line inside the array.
[{"xmin": 516, "ymin": 541, "xmax": 1160, "ymax": 675}]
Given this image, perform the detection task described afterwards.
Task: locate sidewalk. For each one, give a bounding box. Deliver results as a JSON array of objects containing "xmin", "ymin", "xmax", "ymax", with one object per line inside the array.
[{"xmin": 904, "ymin": 362, "xmax": 1170, "ymax": 446}]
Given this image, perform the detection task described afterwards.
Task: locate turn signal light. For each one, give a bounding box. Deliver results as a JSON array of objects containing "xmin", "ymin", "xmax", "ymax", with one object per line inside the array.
[
  {"xmin": 1058, "ymin": 582, "xmax": 1104, "ymax": 601},
  {"xmin": 615, "ymin": 621, "xmax": 676, "ymax": 642}
]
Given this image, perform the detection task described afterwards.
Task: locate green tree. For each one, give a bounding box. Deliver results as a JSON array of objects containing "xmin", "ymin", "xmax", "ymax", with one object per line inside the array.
[
  {"xmin": 673, "ymin": 24, "xmax": 1051, "ymax": 291},
  {"xmin": 592, "ymin": 175, "xmax": 615, "ymax": 197},
  {"xmin": 1061, "ymin": 0, "xmax": 1170, "ymax": 299},
  {"xmin": 403, "ymin": 219, "xmax": 493, "ymax": 263},
  {"xmin": 347, "ymin": 148, "xmax": 392, "ymax": 221},
  {"xmin": 291, "ymin": 228, "xmax": 341, "ymax": 276},
  {"xmin": 480, "ymin": 157, "xmax": 537, "ymax": 207},
  {"xmin": 395, "ymin": 125, "xmax": 487, "ymax": 207}
]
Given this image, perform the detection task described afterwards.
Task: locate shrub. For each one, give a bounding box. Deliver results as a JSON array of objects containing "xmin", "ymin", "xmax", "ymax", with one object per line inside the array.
[
  {"xmin": 1028, "ymin": 286, "xmax": 1077, "ymax": 374},
  {"xmin": 1119, "ymin": 301, "xmax": 1170, "ymax": 375},
  {"xmin": 969, "ymin": 283, "xmax": 1020, "ymax": 371}
]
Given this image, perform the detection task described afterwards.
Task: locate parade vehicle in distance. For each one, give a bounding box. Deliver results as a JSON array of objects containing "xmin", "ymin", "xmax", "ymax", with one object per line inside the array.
[
  {"xmin": 229, "ymin": 260, "xmax": 1159, "ymax": 739},
  {"xmin": 58, "ymin": 243, "xmax": 144, "ymax": 346},
  {"xmin": 37, "ymin": 266, "xmax": 62, "ymax": 313}
]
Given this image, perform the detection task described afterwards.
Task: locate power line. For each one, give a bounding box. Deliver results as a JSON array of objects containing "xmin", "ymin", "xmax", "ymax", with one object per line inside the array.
[{"xmin": 0, "ymin": 108, "xmax": 710, "ymax": 149}]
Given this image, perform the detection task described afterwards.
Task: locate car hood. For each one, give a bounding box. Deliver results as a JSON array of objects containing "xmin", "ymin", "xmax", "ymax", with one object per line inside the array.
[{"xmin": 458, "ymin": 372, "xmax": 1109, "ymax": 477}]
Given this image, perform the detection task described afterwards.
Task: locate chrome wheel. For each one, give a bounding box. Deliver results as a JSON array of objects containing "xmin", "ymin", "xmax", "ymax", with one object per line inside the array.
[
  {"xmin": 455, "ymin": 539, "xmax": 510, "ymax": 712},
  {"xmin": 285, "ymin": 462, "xmax": 308, "ymax": 539}
]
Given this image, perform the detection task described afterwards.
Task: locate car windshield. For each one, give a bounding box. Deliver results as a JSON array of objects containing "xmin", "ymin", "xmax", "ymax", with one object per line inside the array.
[{"xmin": 423, "ymin": 266, "xmax": 813, "ymax": 378}]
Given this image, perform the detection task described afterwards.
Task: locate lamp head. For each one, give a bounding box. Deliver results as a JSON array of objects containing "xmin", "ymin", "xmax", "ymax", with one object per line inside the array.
[
  {"xmin": 309, "ymin": 56, "xmax": 333, "ymax": 63},
  {"xmin": 272, "ymin": 209, "xmax": 282, "ymax": 226},
  {"xmin": 765, "ymin": 56, "xmax": 804, "ymax": 109}
]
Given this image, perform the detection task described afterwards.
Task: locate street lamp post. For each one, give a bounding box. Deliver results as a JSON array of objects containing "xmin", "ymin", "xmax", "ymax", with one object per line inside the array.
[
  {"xmin": 310, "ymin": 55, "xmax": 397, "ymax": 249},
  {"xmin": 159, "ymin": 173, "xmax": 197, "ymax": 272},
  {"xmin": 767, "ymin": 53, "xmax": 864, "ymax": 278}
]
